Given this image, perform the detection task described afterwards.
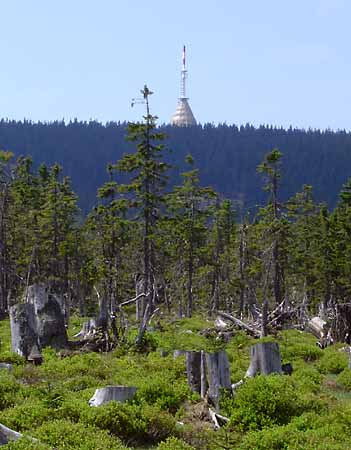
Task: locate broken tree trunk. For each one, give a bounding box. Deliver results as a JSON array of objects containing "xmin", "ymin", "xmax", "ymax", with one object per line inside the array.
[
  {"xmin": 185, "ymin": 349, "xmax": 231, "ymax": 409},
  {"xmin": 331, "ymin": 303, "xmax": 351, "ymax": 344},
  {"xmin": 27, "ymin": 283, "xmax": 68, "ymax": 348},
  {"xmin": 205, "ymin": 350, "xmax": 232, "ymax": 410},
  {"xmin": 246, "ymin": 342, "xmax": 282, "ymax": 377},
  {"xmin": 9, "ymin": 303, "xmax": 41, "ymax": 359},
  {"xmin": 186, "ymin": 351, "xmax": 202, "ymax": 393}
]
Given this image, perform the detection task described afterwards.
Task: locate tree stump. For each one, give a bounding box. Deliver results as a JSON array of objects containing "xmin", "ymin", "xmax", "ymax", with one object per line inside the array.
[
  {"xmin": 205, "ymin": 350, "xmax": 232, "ymax": 409},
  {"xmin": 0, "ymin": 428, "xmax": 8, "ymax": 445},
  {"xmin": 27, "ymin": 283, "xmax": 68, "ymax": 348},
  {"xmin": 245, "ymin": 342, "xmax": 282, "ymax": 377},
  {"xmin": 186, "ymin": 351, "xmax": 202, "ymax": 393},
  {"xmin": 9, "ymin": 303, "xmax": 40, "ymax": 358},
  {"xmin": 89, "ymin": 386, "xmax": 137, "ymax": 407}
]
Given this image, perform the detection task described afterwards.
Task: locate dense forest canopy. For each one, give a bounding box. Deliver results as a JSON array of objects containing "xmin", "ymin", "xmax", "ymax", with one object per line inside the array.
[{"xmin": 0, "ymin": 119, "xmax": 350, "ymax": 213}]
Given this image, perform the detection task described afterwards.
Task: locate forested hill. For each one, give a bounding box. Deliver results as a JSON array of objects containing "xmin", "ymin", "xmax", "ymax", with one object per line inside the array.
[{"xmin": 0, "ymin": 119, "xmax": 350, "ymax": 212}]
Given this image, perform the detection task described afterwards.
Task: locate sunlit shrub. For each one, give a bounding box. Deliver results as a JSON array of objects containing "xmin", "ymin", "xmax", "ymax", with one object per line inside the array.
[{"xmin": 223, "ymin": 375, "xmax": 305, "ymax": 431}]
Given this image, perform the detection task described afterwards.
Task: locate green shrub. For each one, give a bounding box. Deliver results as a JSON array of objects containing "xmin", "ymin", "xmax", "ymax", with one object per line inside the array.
[
  {"xmin": 318, "ymin": 349, "xmax": 348, "ymax": 374},
  {"xmin": 337, "ymin": 367, "xmax": 351, "ymax": 390},
  {"xmin": 6, "ymin": 438, "xmax": 50, "ymax": 450},
  {"xmin": 224, "ymin": 375, "xmax": 305, "ymax": 431},
  {"xmin": 157, "ymin": 436, "xmax": 195, "ymax": 450},
  {"xmin": 280, "ymin": 330, "xmax": 323, "ymax": 362},
  {"xmin": 0, "ymin": 373, "xmax": 22, "ymax": 409},
  {"xmin": 34, "ymin": 419, "xmax": 128, "ymax": 449},
  {"xmin": 82, "ymin": 401, "xmax": 176, "ymax": 445},
  {"xmin": 82, "ymin": 401, "xmax": 147, "ymax": 442},
  {"xmin": 292, "ymin": 366, "xmax": 322, "ymax": 393},
  {"xmin": 239, "ymin": 413, "xmax": 351, "ymax": 450},
  {"xmin": 135, "ymin": 375, "xmax": 189, "ymax": 411},
  {"xmin": 0, "ymin": 399, "xmax": 53, "ymax": 431}
]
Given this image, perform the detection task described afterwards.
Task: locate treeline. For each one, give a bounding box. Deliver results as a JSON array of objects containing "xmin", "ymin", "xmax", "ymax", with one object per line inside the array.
[
  {"xmin": 1, "ymin": 117, "xmax": 351, "ymax": 213},
  {"xmin": 1, "ymin": 88, "xmax": 351, "ymax": 326}
]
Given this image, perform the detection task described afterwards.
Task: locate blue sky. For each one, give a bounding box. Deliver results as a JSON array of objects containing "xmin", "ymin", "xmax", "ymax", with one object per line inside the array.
[{"xmin": 1, "ymin": 0, "xmax": 350, "ymax": 129}]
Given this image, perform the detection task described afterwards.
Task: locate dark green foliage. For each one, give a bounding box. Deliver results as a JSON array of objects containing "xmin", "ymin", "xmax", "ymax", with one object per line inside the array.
[
  {"xmin": 222, "ymin": 375, "xmax": 306, "ymax": 431},
  {"xmin": 157, "ymin": 436, "xmax": 195, "ymax": 450},
  {"xmin": 1, "ymin": 120, "xmax": 351, "ymax": 213},
  {"xmin": 318, "ymin": 347, "xmax": 348, "ymax": 374},
  {"xmin": 0, "ymin": 372, "xmax": 23, "ymax": 409},
  {"xmin": 337, "ymin": 368, "xmax": 351, "ymax": 390}
]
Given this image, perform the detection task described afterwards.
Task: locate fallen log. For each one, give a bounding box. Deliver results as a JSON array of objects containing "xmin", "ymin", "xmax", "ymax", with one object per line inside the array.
[{"xmin": 216, "ymin": 311, "xmax": 261, "ymax": 338}]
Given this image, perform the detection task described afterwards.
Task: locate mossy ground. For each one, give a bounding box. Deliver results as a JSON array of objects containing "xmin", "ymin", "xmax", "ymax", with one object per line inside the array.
[{"xmin": 1, "ymin": 316, "xmax": 351, "ymax": 449}]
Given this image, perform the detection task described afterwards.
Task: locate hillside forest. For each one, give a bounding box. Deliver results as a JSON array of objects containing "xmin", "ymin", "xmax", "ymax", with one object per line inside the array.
[{"xmin": 2, "ymin": 87, "xmax": 351, "ymax": 448}]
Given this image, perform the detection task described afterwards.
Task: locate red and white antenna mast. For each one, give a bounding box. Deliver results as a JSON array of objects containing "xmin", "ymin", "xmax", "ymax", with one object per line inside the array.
[{"xmin": 180, "ymin": 45, "xmax": 187, "ymax": 99}]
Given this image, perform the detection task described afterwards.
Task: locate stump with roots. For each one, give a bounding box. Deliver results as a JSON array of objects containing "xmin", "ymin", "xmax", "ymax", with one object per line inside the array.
[
  {"xmin": 186, "ymin": 349, "xmax": 231, "ymax": 410},
  {"xmin": 245, "ymin": 342, "xmax": 282, "ymax": 377}
]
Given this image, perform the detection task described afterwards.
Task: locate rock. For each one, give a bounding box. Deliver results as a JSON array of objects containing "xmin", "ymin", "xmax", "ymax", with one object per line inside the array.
[
  {"xmin": 89, "ymin": 386, "xmax": 137, "ymax": 407},
  {"xmin": 0, "ymin": 363, "xmax": 13, "ymax": 371}
]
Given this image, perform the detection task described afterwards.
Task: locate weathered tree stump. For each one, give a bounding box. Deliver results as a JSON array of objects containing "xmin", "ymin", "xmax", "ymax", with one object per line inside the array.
[
  {"xmin": 89, "ymin": 386, "xmax": 137, "ymax": 407},
  {"xmin": 0, "ymin": 428, "xmax": 8, "ymax": 446},
  {"xmin": 185, "ymin": 349, "xmax": 231, "ymax": 409},
  {"xmin": 186, "ymin": 351, "xmax": 202, "ymax": 393},
  {"xmin": 205, "ymin": 350, "xmax": 231, "ymax": 409},
  {"xmin": 245, "ymin": 342, "xmax": 282, "ymax": 377},
  {"xmin": 10, "ymin": 303, "xmax": 40, "ymax": 359},
  {"xmin": 27, "ymin": 283, "xmax": 68, "ymax": 348},
  {"xmin": 0, "ymin": 423, "xmax": 22, "ymax": 445}
]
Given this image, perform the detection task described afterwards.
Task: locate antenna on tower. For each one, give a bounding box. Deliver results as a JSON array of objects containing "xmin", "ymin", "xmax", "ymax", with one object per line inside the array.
[
  {"xmin": 180, "ymin": 45, "xmax": 187, "ymax": 99},
  {"xmin": 170, "ymin": 45, "xmax": 197, "ymax": 126}
]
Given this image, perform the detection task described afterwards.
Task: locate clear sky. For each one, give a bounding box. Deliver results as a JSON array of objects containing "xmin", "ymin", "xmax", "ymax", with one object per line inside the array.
[{"xmin": 1, "ymin": 0, "xmax": 350, "ymax": 130}]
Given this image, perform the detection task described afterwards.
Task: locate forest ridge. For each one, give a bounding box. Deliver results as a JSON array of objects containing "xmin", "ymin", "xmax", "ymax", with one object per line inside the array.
[{"xmin": 0, "ymin": 119, "xmax": 350, "ymax": 212}]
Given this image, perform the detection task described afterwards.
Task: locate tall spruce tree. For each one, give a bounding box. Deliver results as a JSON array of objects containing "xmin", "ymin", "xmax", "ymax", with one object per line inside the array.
[
  {"xmin": 166, "ymin": 155, "xmax": 216, "ymax": 317},
  {"xmin": 116, "ymin": 86, "xmax": 169, "ymax": 343}
]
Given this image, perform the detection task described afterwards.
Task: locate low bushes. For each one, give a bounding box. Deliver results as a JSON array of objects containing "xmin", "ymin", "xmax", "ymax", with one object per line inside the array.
[{"xmin": 222, "ymin": 374, "xmax": 307, "ymax": 431}]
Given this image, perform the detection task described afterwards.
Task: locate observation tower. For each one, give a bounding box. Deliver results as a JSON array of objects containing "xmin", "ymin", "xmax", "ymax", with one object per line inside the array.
[{"xmin": 170, "ymin": 46, "xmax": 197, "ymax": 126}]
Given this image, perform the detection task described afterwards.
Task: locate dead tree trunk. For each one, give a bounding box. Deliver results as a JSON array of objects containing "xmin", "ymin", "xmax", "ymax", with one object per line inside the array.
[
  {"xmin": 186, "ymin": 351, "xmax": 202, "ymax": 393},
  {"xmin": 261, "ymin": 298, "xmax": 269, "ymax": 337},
  {"xmin": 27, "ymin": 283, "xmax": 68, "ymax": 348},
  {"xmin": 9, "ymin": 303, "xmax": 40, "ymax": 359},
  {"xmin": 185, "ymin": 350, "xmax": 231, "ymax": 410},
  {"xmin": 245, "ymin": 342, "xmax": 282, "ymax": 377},
  {"xmin": 206, "ymin": 351, "xmax": 231, "ymax": 409}
]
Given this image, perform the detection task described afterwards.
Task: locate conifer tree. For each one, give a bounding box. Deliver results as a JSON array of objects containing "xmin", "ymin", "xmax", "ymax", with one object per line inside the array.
[
  {"xmin": 116, "ymin": 86, "xmax": 169, "ymax": 342},
  {"xmin": 166, "ymin": 155, "xmax": 216, "ymax": 317}
]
